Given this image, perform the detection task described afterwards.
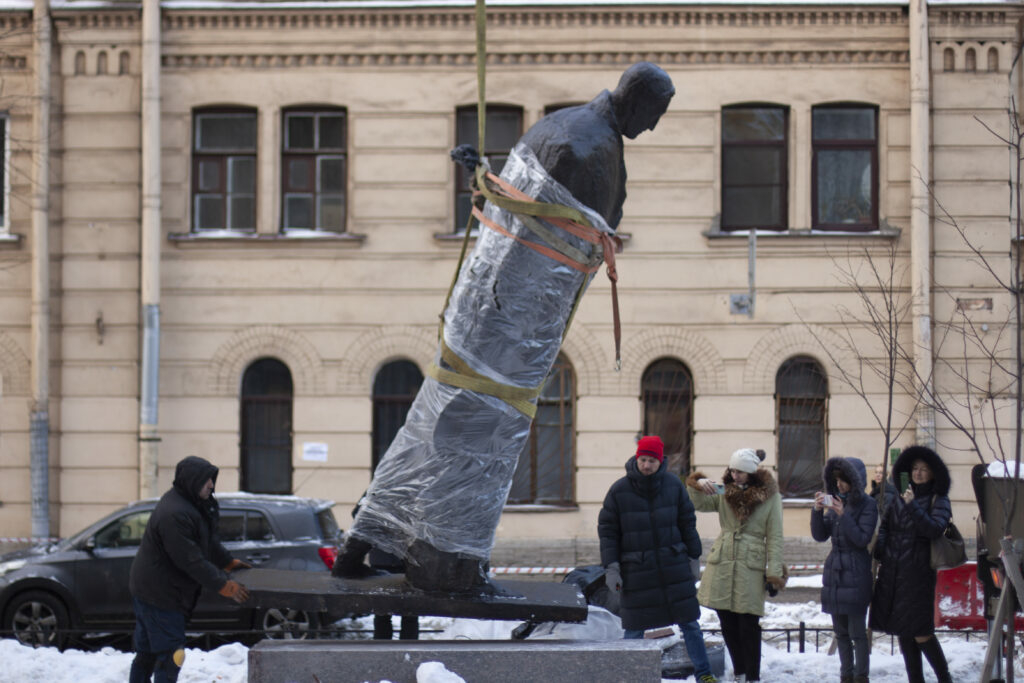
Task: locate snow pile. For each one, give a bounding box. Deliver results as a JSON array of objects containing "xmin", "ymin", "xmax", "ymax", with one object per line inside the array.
[{"xmin": 0, "ymin": 595, "xmax": 1020, "ymax": 683}]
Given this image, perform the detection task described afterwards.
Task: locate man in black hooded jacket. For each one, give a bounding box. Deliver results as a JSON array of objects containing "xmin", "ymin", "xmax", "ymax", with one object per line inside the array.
[{"xmin": 128, "ymin": 456, "xmax": 251, "ymax": 683}]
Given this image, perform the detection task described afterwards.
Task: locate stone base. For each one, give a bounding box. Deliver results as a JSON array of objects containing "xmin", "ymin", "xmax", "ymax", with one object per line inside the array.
[{"xmin": 248, "ymin": 639, "xmax": 663, "ymax": 683}]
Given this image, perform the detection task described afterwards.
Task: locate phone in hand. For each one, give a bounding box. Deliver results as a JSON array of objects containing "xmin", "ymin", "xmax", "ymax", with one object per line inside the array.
[
  {"xmin": 821, "ymin": 494, "xmax": 833, "ymax": 507},
  {"xmin": 713, "ymin": 483, "xmax": 726, "ymax": 495},
  {"xmin": 900, "ymin": 472, "xmax": 910, "ymax": 493}
]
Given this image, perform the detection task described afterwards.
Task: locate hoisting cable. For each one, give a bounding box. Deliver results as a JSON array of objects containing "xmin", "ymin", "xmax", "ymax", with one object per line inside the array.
[{"xmin": 432, "ymin": 0, "xmax": 622, "ymax": 419}]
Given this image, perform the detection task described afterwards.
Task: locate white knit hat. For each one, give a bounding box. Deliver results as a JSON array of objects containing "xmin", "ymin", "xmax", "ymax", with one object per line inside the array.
[{"xmin": 729, "ymin": 448, "xmax": 761, "ymax": 474}]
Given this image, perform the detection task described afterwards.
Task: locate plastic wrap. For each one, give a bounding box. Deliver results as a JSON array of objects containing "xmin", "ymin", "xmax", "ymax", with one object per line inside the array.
[{"xmin": 348, "ymin": 143, "xmax": 613, "ymax": 562}]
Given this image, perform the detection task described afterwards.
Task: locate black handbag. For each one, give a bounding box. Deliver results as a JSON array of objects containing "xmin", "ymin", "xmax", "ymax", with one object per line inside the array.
[{"xmin": 930, "ymin": 497, "xmax": 967, "ymax": 570}]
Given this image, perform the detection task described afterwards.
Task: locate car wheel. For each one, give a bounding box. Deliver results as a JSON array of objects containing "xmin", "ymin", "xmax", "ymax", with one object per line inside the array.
[
  {"xmin": 4, "ymin": 590, "xmax": 70, "ymax": 649},
  {"xmin": 258, "ymin": 607, "xmax": 321, "ymax": 640}
]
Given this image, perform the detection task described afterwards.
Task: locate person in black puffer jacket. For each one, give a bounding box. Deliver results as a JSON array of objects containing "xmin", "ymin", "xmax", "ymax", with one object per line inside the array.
[
  {"xmin": 869, "ymin": 445, "xmax": 954, "ymax": 683},
  {"xmin": 598, "ymin": 436, "xmax": 717, "ymax": 683},
  {"xmin": 811, "ymin": 456, "xmax": 877, "ymax": 683},
  {"xmin": 128, "ymin": 456, "xmax": 251, "ymax": 683}
]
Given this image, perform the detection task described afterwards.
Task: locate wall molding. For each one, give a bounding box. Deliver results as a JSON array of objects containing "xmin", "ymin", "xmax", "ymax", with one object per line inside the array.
[
  {"xmin": 207, "ymin": 325, "xmax": 325, "ymax": 396},
  {"xmin": 337, "ymin": 325, "xmax": 437, "ymax": 396}
]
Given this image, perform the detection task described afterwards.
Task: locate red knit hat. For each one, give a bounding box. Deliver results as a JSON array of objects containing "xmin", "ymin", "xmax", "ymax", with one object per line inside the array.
[{"xmin": 636, "ymin": 435, "xmax": 665, "ymax": 463}]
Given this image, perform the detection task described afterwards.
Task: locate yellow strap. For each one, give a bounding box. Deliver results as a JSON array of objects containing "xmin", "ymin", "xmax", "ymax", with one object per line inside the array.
[
  {"xmin": 427, "ymin": 337, "xmax": 541, "ymax": 418},
  {"xmin": 476, "ymin": 165, "xmax": 593, "ymax": 227}
]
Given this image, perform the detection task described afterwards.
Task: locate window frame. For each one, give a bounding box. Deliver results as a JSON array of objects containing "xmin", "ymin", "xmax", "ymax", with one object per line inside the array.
[
  {"xmin": 371, "ymin": 359, "xmax": 424, "ymax": 472},
  {"xmin": 720, "ymin": 103, "xmax": 790, "ymax": 232},
  {"xmin": 641, "ymin": 357, "xmax": 694, "ymax": 476},
  {"xmin": 506, "ymin": 353, "xmax": 576, "ymax": 508},
  {"xmin": 191, "ymin": 107, "xmax": 258, "ymax": 232},
  {"xmin": 775, "ymin": 355, "xmax": 829, "ymax": 499},
  {"xmin": 0, "ymin": 112, "xmax": 8, "ymax": 233},
  {"xmin": 281, "ymin": 107, "xmax": 348, "ymax": 233},
  {"xmin": 811, "ymin": 103, "xmax": 879, "ymax": 232},
  {"xmin": 454, "ymin": 104, "xmax": 523, "ymax": 234}
]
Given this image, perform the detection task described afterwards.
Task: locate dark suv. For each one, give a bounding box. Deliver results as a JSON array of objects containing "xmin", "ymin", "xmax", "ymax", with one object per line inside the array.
[{"xmin": 0, "ymin": 493, "xmax": 343, "ymax": 648}]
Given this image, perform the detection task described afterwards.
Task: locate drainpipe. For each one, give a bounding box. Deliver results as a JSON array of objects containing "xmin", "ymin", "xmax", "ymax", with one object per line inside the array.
[
  {"xmin": 138, "ymin": 0, "xmax": 162, "ymax": 498},
  {"xmin": 909, "ymin": 0, "xmax": 936, "ymax": 447},
  {"xmin": 29, "ymin": 0, "xmax": 51, "ymax": 538}
]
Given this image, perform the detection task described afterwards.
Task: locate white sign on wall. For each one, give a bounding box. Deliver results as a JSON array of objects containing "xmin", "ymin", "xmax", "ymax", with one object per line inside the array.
[{"xmin": 302, "ymin": 442, "xmax": 328, "ymax": 462}]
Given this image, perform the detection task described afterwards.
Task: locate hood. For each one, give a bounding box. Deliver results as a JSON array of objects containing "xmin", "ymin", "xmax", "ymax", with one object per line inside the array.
[
  {"xmin": 624, "ymin": 455, "xmax": 664, "ymax": 495},
  {"xmin": 893, "ymin": 445, "xmax": 951, "ymax": 496},
  {"xmin": 823, "ymin": 456, "xmax": 867, "ymax": 505},
  {"xmin": 172, "ymin": 455, "xmax": 220, "ymax": 507}
]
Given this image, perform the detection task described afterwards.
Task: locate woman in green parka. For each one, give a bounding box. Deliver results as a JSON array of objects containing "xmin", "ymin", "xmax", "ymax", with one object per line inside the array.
[{"xmin": 686, "ymin": 448, "xmax": 786, "ymax": 683}]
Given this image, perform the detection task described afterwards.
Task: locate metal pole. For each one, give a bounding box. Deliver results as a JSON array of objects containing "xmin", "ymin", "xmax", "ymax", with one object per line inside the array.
[
  {"xmin": 138, "ymin": 0, "xmax": 162, "ymax": 498},
  {"xmin": 29, "ymin": 0, "xmax": 51, "ymax": 538}
]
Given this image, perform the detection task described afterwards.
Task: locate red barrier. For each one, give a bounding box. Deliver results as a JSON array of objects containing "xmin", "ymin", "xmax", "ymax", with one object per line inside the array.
[{"xmin": 934, "ymin": 561, "xmax": 1024, "ymax": 630}]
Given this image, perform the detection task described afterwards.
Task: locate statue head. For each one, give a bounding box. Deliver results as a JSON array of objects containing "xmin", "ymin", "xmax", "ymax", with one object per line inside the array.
[{"xmin": 611, "ymin": 62, "xmax": 675, "ymax": 139}]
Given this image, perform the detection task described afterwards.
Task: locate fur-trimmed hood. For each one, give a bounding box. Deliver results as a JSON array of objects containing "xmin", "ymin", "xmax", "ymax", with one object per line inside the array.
[
  {"xmin": 823, "ymin": 456, "xmax": 868, "ymax": 506},
  {"xmin": 893, "ymin": 445, "xmax": 951, "ymax": 497},
  {"xmin": 686, "ymin": 467, "xmax": 779, "ymax": 522}
]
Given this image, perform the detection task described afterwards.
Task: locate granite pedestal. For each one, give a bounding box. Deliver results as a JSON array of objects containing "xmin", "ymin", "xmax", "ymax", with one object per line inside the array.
[{"xmin": 248, "ymin": 639, "xmax": 663, "ymax": 683}]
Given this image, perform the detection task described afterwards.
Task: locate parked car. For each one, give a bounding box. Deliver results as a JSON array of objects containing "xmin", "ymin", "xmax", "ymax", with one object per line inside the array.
[{"xmin": 0, "ymin": 493, "xmax": 344, "ymax": 648}]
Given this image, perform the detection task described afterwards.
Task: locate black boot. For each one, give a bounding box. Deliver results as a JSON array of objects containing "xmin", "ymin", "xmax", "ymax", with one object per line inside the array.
[
  {"xmin": 898, "ymin": 636, "xmax": 925, "ymax": 683},
  {"xmin": 405, "ymin": 539, "xmax": 516, "ymax": 596},
  {"xmin": 331, "ymin": 536, "xmax": 376, "ymax": 578},
  {"xmin": 919, "ymin": 636, "xmax": 953, "ymax": 683}
]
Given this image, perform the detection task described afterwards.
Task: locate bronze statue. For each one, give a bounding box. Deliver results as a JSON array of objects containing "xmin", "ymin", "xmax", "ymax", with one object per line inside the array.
[{"xmin": 333, "ymin": 62, "xmax": 675, "ymax": 594}]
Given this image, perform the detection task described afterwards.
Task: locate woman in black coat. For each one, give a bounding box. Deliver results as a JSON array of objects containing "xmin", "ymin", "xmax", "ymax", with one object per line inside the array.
[
  {"xmin": 598, "ymin": 436, "xmax": 714, "ymax": 683},
  {"xmin": 811, "ymin": 456, "xmax": 877, "ymax": 683},
  {"xmin": 869, "ymin": 445, "xmax": 954, "ymax": 683}
]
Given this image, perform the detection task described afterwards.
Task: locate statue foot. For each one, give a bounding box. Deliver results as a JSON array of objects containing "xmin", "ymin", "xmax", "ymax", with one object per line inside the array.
[
  {"xmin": 331, "ymin": 536, "xmax": 378, "ymax": 578},
  {"xmin": 404, "ymin": 540, "xmax": 517, "ymax": 597}
]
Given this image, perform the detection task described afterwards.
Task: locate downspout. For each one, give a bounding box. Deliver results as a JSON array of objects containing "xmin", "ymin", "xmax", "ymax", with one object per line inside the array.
[
  {"xmin": 29, "ymin": 0, "xmax": 51, "ymax": 538},
  {"xmin": 909, "ymin": 0, "xmax": 936, "ymax": 447},
  {"xmin": 138, "ymin": 0, "xmax": 161, "ymax": 498}
]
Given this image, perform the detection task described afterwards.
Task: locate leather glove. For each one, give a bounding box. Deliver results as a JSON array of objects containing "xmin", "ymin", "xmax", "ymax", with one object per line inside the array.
[
  {"xmin": 218, "ymin": 579, "xmax": 251, "ymax": 604},
  {"xmin": 604, "ymin": 562, "xmax": 622, "ymax": 592},
  {"xmin": 224, "ymin": 558, "xmax": 252, "ymax": 572}
]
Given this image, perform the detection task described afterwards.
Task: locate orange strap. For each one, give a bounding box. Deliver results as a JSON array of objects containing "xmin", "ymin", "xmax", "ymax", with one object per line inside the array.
[{"xmin": 473, "ymin": 171, "xmax": 622, "ymax": 365}]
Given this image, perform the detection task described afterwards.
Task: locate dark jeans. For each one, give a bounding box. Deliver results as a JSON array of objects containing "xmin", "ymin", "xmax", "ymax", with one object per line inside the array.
[
  {"xmin": 832, "ymin": 612, "xmax": 869, "ymax": 678},
  {"xmin": 717, "ymin": 609, "xmax": 762, "ymax": 681},
  {"xmin": 130, "ymin": 597, "xmax": 187, "ymax": 683}
]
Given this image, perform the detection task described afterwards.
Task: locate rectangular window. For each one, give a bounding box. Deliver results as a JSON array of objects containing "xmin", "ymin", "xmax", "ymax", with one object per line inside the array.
[
  {"xmin": 282, "ymin": 109, "xmax": 347, "ymax": 232},
  {"xmin": 454, "ymin": 105, "xmax": 522, "ymax": 233},
  {"xmin": 721, "ymin": 105, "xmax": 788, "ymax": 232},
  {"xmin": 812, "ymin": 105, "xmax": 878, "ymax": 231},
  {"xmin": 192, "ymin": 109, "xmax": 257, "ymax": 231}
]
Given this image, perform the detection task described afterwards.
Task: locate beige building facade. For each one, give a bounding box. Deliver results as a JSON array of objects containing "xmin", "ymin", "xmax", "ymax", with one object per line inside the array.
[{"xmin": 0, "ymin": 0, "xmax": 1021, "ymax": 561}]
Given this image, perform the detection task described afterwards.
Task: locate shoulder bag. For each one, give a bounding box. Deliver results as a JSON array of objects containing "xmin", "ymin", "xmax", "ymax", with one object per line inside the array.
[{"xmin": 929, "ymin": 496, "xmax": 967, "ymax": 571}]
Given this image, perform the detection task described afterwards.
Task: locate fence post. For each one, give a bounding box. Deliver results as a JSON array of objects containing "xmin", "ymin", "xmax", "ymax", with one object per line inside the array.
[{"xmin": 799, "ymin": 621, "xmax": 806, "ymax": 654}]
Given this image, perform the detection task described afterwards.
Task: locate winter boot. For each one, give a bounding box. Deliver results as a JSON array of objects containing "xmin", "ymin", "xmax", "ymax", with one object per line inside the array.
[
  {"xmin": 897, "ymin": 636, "xmax": 926, "ymax": 683},
  {"xmin": 840, "ymin": 677, "xmax": 854, "ymax": 683},
  {"xmin": 852, "ymin": 677, "xmax": 870, "ymax": 683},
  {"xmin": 919, "ymin": 636, "xmax": 954, "ymax": 683},
  {"xmin": 331, "ymin": 536, "xmax": 377, "ymax": 578}
]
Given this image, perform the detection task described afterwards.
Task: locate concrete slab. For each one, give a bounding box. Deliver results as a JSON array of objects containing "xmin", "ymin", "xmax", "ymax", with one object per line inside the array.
[
  {"xmin": 236, "ymin": 568, "xmax": 588, "ymax": 623},
  {"xmin": 248, "ymin": 639, "xmax": 664, "ymax": 683}
]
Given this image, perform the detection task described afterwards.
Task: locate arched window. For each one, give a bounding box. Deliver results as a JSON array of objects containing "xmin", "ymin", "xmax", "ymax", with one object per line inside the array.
[
  {"xmin": 987, "ymin": 47, "xmax": 999, "ymax": 73},
  {"xmin": 74, "ymin": 50, "xmax": 86, "ymax": 75},
  {"xmin": 240, "ymin": 358, "xmax": 293, "ymax": 494},
  {"xmin": 641, "ymin": 358, "xmax": 694, "ymax": 475},
  {"xmin": 508, "ymin": 353, "xmax": 575, "ymax": 506},
  {"xmin": 119, "ymin": 51, "xmax": 130, "ymax": 75},
  {"xmin": 965, "ymin": 48, "xmax": 977, "ymax": 73},
  {"xmin": 943, "ymin": 47, "xmax": 955, "ymax": 72},
  {"xmin": 97, "ymin": 51, "xmax": 108, "ymax": 75},
  {"xmin": 371, "ymin": 360, "xmax": 423, "ymax": 471},
  {"xmin": 775, "ymin": 356, "xmax": 828, "ymax": 498}
]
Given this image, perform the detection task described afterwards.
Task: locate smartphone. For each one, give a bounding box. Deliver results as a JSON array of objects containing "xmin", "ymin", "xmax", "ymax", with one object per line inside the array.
[
  {"xmin": 714, "ymin": 483, "xmax": 726, "ymax": 495},
  {"xmin": 900, "ymin": 472, "xmax": 910, "ymax": 493},
  {"xmin": 821, "ymin": 494, "xmax": 833, "ymax": 507}
]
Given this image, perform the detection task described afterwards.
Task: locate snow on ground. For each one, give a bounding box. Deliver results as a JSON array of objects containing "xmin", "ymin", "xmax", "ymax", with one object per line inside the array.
[{"xmin": 0, "ymin": 589, "xmax": 1019, "ymax": 683}]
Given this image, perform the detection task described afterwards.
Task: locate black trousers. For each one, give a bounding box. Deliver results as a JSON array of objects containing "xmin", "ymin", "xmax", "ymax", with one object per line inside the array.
[
  {"xmin": 717, "ymin": 609, "xmax": 762, "ymax": 681},
  {"xmin": 373, "ymin": 614, "xmax": 420, "ymax": 640}
]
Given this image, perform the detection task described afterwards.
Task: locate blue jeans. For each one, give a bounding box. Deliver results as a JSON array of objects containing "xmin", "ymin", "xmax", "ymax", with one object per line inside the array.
[
  {"xmin": 625, "ymin": 620, "xmax": 711, "ymax": 679},
  {"xmin": 130, "ymin": 597, "xmax": 187, "ymax": 683}
]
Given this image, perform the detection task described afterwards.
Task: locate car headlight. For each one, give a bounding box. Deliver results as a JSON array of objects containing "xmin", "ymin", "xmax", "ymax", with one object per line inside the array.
[{"xmin": 0, "ymin": 559, "xmax": 28, "ymax": 577}]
